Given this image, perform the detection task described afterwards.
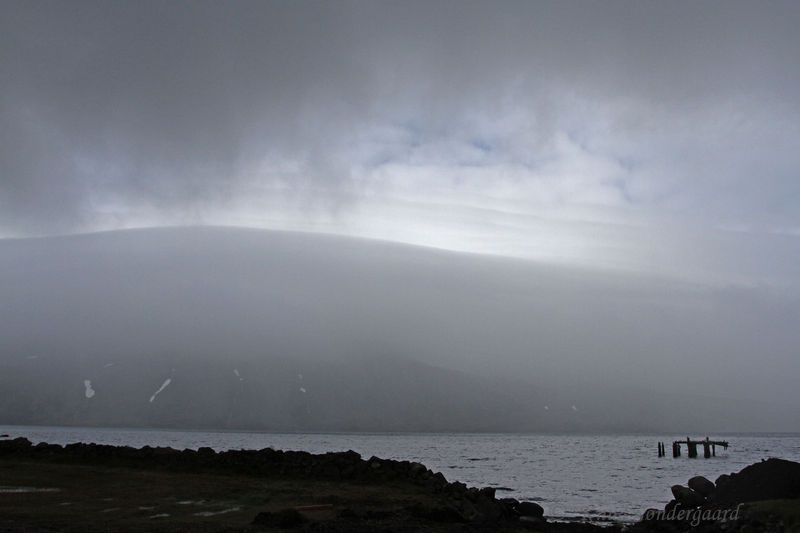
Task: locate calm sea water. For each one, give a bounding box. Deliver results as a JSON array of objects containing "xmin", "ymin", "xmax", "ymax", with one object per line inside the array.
[{"xmin": 3, "ymin": 426, "xmax": 799, "ymax": 523}]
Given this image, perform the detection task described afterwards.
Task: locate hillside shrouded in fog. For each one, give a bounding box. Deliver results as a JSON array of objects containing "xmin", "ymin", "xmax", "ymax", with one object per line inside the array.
[
  {"xmin": 2, "ymin": 3, "xmax": 800, "ymax": 432},
  {"xmin": 1, "ymin": 227, "xmax": 798, "ymax": 432}
]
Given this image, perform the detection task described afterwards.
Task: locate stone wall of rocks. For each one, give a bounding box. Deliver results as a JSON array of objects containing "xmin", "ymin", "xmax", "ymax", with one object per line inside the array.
[{"xmin": 0, "ymin": 437, "xmax": 545, "ymax": 525}]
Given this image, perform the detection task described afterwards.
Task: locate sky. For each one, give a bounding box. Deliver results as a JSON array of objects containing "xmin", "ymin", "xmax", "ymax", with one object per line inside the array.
[{"xmin": 3, "ymin": 1, "xmax": 799, "ymax": 286}]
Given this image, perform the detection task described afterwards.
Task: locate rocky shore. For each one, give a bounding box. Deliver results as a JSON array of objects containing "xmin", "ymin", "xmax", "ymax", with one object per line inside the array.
[
  {"xmin": 632, "ymin": 458, "xmax": 800, "ymax": 532},
  {"xmin": 1, "ymin": 437, "xmax": 799, "ymax": 532},
  {"xmin": 0, "ymin": 437, "xmax": 576, "ymax": 532}
]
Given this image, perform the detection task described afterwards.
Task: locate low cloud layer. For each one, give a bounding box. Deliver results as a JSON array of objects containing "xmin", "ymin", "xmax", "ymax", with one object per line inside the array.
[
  {"xmin": 2, "ymin": 227, "xmax": 798, "ymax": 431},
  {"xmin": 3, "ymin": 1, "xmax": 800, "ymax": 284}
]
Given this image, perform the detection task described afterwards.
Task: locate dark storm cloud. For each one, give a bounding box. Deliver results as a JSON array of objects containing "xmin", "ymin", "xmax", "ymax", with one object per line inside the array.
[
  {"xmin": 6, "ymin": 4, "xmax": 235, "ymax": 227},
  {"xmin": 2, "ymin": 1, "xmax": 370, "ymax": 230},
  {"xmin": 3, "ymin": 0, "xmax": 800, "ymax": 237}
]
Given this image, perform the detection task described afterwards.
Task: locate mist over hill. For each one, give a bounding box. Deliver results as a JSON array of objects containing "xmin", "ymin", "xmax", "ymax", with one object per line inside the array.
[{"xmin": 1, "ymin": 227, "xmax": 798, "ymax": 432}]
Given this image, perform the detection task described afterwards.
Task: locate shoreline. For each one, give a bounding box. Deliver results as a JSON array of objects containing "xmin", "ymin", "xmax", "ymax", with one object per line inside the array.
[
  {"xmin": 0, "ymin": 429, "xmax": 646, "ymax": 525},
  {"xmin": 0, "ymin": 437, "xmax": 574, "ymax": 531},
  {"xmin": 2, "ymin": 437, "xmax": 798, "ymax": 531}
]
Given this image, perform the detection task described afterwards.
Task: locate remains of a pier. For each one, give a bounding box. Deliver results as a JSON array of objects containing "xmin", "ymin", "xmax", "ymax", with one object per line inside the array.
[{"xmin": 669, "ymin": 437, "xmax": 728, "ymax": 458}]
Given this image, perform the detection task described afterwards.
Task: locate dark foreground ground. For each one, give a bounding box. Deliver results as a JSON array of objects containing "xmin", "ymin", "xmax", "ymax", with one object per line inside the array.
[{"xmin": 1, "ymin": 437, "xmax": 799, "ymax": 532}]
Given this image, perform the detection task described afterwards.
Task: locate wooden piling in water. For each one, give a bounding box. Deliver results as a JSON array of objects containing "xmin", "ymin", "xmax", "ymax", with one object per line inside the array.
[{"xmin": 670, "ymin": 438, "xmax": 728, "ymax": 459}]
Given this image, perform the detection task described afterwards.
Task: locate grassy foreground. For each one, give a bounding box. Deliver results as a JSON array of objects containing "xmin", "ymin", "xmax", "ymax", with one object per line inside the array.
[{"xmin": 0, "ymin": 457, "xmax": 470, "ymax": 532}]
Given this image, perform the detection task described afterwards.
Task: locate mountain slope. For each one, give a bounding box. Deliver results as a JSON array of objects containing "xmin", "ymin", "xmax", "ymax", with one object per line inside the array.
[{"xmin": 1, "ymin": 226, "xmax": 797, "ymax": 432}]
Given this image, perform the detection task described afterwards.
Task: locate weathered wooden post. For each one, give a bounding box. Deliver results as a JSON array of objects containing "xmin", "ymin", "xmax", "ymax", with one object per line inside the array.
[
  {"xmin": 687, "ymin": 437, "xmax": 698, "ymax": 458},
  {"xmin": 669, "ymin": 438, "xmax": 727, "ymax": 459}
]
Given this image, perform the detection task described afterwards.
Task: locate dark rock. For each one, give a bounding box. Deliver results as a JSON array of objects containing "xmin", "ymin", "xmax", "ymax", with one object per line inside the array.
[
  {"xmin": 478, "ymin": 486, "xmax": 496, "ymax": 500},
  {"xmin": 670, "ymin": 485, "xmax": 705, "ymax": 508},
  {"xmin": 152, "ymin": 446, "xmax": 175, "ymax": 457},
  {"xmin": 519, "ymin": 515, "xmax": 546, "ymax": 526},
  {"xmin": 455, "ymin": 500, "xmax": 481, "ymax": 521},
  {"xmin": 252, "ymin": 509, "xmax": 307, "ymax": 528},
  {"xmin": 447, "ymin": 481, "xmax": 466, "ymax": 496},
  {"xmin": 635, "ymin": 459, "xmax": 800, "ymax": 532},
  {"xmin": 429, "ymin": 471, "xmax": 448, "ymax": 489},
  {"xmin": 499, "ymin": 497, "xmax": 519, "ymax": 511},
  {"xmin": 320, "ymin": 464, "xmax": 339, "ymax": 477},
  {"xmin": 339, "ymin": 449, "xmax": 361, "ymax": 462},
  {"xmin": 471, "ymin": 496, "xmax": 505, "ymax": 521},
  {"xmin": 641, "ymin": 508, "xmax": 662, "ymax": 521},
  {"xmin": 0, "ymin": 437, "xmax": 32, "ymax": 453},
  {"xmin": 34, "ymin": 442, "xmax": 61, "ymax": 453},
  {"xmin": 688, "ymin": 475, "xmax": 715, "ymax": 497},
  {"xmin": 711, "ymin": 458, "xmax": 800, "ymax": 506},
  {"xmin": 409, "ymin": 462, "xmax": 426, "ymax": 478},
  {"xmin": 517, "ymin": 501, "xmax": 544, "ymax": 518}
]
